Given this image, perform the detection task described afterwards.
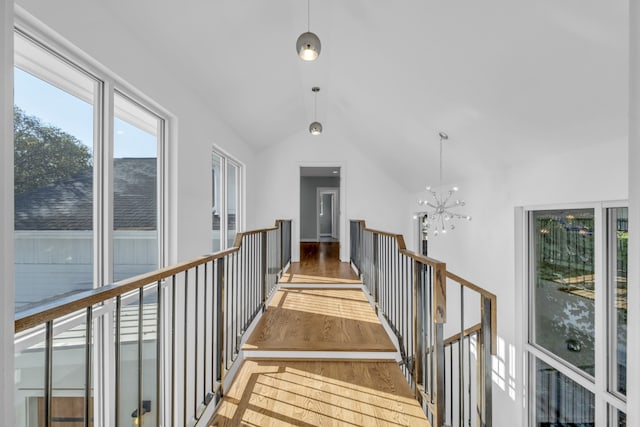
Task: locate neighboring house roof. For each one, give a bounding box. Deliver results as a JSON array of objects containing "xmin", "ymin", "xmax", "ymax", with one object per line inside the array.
[{"xmin": 15, "ymin": 158, "xmax": 157, "ymax": 230}]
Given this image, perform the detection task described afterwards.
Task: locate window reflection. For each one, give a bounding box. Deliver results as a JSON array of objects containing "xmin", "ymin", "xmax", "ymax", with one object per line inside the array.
[
  {"xmin": 532, "ymin": 209, "xmax": 595, "ymax": 374},
  {"xmin": 535, "ymin": 358, "xmax": 594, "ymax": 425}
]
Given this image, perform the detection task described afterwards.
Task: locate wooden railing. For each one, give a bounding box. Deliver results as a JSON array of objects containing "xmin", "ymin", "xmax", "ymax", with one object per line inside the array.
[
  {"xmin": 349, "ymin": 220, "xmax": 497, "ymax": 427},
  {"xmin": 14, "ymin": 220, "xmax": 292, "ymax": 427}
]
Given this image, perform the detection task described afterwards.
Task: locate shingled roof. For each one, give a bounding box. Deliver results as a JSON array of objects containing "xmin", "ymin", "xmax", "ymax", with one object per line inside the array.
[{"xmin": 15, "ymin": 158, "xmax": 157, "ymax": 230}]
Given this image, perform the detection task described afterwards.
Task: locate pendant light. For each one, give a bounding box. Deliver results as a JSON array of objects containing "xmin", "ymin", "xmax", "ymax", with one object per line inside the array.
[
  {"xmin": 417, "ymin": 132, "xmax": 471, "ymax": 236},
  {"xmin": 296, "ymin": 0, "xmax": 321, "ymax": 61},
  {"xmin": 309, "ymin": 87, "xmax": 322, "ymax": 135}
]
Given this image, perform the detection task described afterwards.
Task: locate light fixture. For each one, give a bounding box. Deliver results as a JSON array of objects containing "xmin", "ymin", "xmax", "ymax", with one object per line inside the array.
[
  {"xmin": 309, "ymin": 87, "xmax": 322, "ymax": 135},
  {"xmin": 296, "ymin": 0, "xmax": 321, "ymax": 61},
  {"xmin": 417, "ymin": 132, "xmax": 471, "ymax": 236}
]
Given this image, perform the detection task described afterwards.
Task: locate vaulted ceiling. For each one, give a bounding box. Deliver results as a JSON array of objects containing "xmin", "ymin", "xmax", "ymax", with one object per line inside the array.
[{"xmin": 103, "ymin": 0, "xmax": 628, "ymax": 191}]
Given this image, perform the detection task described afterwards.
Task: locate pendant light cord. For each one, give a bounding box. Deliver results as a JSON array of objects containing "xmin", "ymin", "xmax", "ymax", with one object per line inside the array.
[
  {"xmin": 314, "ymin": 91, "xmax": 317, "ymax": 119},
  {"xmin": 439, "ymin": 136, "xmax": 443, "ymax": 186},
  {"xmin": 307, "ymin": 0, "xmax": 310, "ymax": 31}
]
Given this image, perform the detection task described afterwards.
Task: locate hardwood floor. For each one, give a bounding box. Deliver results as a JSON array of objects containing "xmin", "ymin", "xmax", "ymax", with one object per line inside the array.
[
  {"xmin": 210, "ymin": 360, "xmax": 430, "ymax": 427},
  {"xmin": 280, "ymin": 242, "xmax": 361, "ymax": 284},
  {"xmin": 208, "ymin": 243, "xmax": 431, "ymax": 426},
  {"xmin": 243, "ymin": 288, "xmax": 395, "ymax": 352}
]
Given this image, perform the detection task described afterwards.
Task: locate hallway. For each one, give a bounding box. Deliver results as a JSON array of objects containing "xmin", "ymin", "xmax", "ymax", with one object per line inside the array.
[
  {"xmin": 209, "ymin": 245, "xmax": 430, "ymax": 426},
  {"xmin": 279, "ymin": 242, "xmax": 360, "ymax": 284}
]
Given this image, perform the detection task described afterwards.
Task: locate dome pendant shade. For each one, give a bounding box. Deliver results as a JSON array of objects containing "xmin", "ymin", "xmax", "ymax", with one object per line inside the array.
[
  {"xmin": 309, "ymin": 121, "xmax": 323, "ymax": 135},
  {"xmin": 296, "ymin": 32, "xmax": 321, "ymax": 61}
]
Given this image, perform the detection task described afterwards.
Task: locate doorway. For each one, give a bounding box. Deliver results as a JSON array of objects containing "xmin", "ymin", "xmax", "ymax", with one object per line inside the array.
[
  {"xmin": 317, "ymin": 188, "xmax": 339, "ymax": 242},
  {"xmin": 299, "ymin": 167, "xmax": 341, "ymax": 263}
]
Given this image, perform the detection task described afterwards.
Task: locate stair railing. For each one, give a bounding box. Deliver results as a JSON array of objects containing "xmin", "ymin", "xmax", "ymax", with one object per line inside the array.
[
  {"xmin": 14, "ymin": 220, "xmax": 292, "ymax": 427},
  {"xmin": 349, "ymin": 220, "xmax": 496, "ymax": 427}
]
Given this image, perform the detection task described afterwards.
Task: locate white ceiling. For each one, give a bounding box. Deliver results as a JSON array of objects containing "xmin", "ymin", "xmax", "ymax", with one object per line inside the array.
[{"xmin": 103, "ymin": 0, "xmax": 628, "ymax": 191}]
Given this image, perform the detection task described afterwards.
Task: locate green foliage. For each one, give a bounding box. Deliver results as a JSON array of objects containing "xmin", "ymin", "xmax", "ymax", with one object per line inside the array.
[{"xmin": 14, "ymin": 106, "xmax": 92, "ymax": 194}]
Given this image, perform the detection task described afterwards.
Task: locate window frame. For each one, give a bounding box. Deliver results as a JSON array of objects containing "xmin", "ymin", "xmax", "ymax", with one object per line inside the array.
[
  {"xmin": 522, "ymin": 201, "xmax": 627, "ymax": 426},
  {"xmin": 13, "ymin": 14, "xmax": 172, "ymax": 426},
  {"xmin": 212, "ymin": 146, "xmax": 244, "ymax": 252}
]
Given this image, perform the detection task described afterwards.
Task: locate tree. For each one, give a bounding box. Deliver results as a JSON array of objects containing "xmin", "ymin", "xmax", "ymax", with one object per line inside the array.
[{"xmin": 14, "ymin": 106, "xmax": 92, "ymax": 194}]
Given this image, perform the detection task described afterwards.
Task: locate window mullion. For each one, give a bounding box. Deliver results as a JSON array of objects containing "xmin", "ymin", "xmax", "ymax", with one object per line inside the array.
[
  {"xmin": 221, "ymin": 158, "xmax": 228, "ymax": 249},
  {"xmin": 594, "ymin": 205, "xmax": 607, "ymax": 426}
]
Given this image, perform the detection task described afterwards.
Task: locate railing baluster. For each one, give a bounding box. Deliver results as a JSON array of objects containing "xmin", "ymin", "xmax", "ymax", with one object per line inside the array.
[
  {"xmin": 373, "ymin": 233, "xmax": 379, "ymax": 313},
  {"xmin": 44, "ymin": 320, "xmax": 53, "ymax": 427},
  {"xmin": 115, "ymin": 296, "xmax": 121, "ymax": 427},
  {"xmin": 171, "ymin": 275, "xmax": 176, "ymax": 425},
  {"xmin": 479, "ymin": 296, "xmax": 493, "ymax": 427},
  {"xmin": 183, "ymin": 270, "xmax": 189, "ymax": 426},
  {"xmin": 12, "ymin": 221, "xmax": 291, "ymax": 427},
  {"xmin": 84, "ymin": 307, "xmax": 92, "ymax": 427},
  {"xmin": 460, "ymin": 285, "xmax": 465, "ymax": 426},
  {"xmin": 156, "ymin": 280, "xmax": 162, "ymax": 427},
  {"xmin": 217, "ymin": 257, "xmax": 225, "ymax": 398},
  {"xmin": 138, "ymin": 288, "xmax": 143, "ymax": 427},
  {"xmin": 194, "ymin": 266, "xmax": 199, "ymax": 417},
  {"xmin": 203, "ymin": 263, "xmax": 208, "ymax": 406},
  {"xmin": 262, "ymin": 231, "xmax": 267, "ymax": 311}
]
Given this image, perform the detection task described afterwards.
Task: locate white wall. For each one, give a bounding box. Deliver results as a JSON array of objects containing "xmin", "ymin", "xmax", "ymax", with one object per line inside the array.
[
  {"xmin": 1, "ymin": 0, "xmax": 15, "ymax": 423},
  {"xmin": 15, "ymin": 0, "xmax": 256, "ymax": 265},
  {"xmin": 421, "ymin": 138, "xmax": 627, "ymax": 426},
  {"xmin": 248, "ymin": 130, "xmax": 413, "ymax": 261}
]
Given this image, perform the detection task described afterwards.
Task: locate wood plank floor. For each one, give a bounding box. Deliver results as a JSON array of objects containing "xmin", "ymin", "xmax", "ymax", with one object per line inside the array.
[
  {"xmin": 209, "ymin": 244, "xmax": 430, "ymax": 426},
  {"xmin": 280, "ymin": 242, "xmax": 361, "ymax": 284},
  {"xmin": 243, "ymin": 288, "xmax": 395, "ymax": 352},
  {"xmin": 210, "ymin": 360, "xmax": 430, "ymax": 427}
]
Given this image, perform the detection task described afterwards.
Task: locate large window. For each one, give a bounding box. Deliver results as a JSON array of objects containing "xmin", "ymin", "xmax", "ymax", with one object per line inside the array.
[
  {"xmin": 13, "ymin": 31, "xmax": 165, "ymax": 312},
  {"xmin": 112, "ymin": 93, "xmax": 162, "ymax": 281},
  {"xmin": 212, "ymin": 150, "xmax": 242, "ymax": 252},
  {"xmin": 526, "ymin": 205, "xmax": 626, "ymax": 426},
  {"xmin": 13, "ymin": 28, "xmax": 166, "ymax": 427},
  {"xmin": 14, "ymin": 31, "xmax": 98, "ymax": 312}
]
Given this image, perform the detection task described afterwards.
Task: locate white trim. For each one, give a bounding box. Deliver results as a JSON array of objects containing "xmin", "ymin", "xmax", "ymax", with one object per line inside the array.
[
  {"xmin": 243, "ymin": 351, "xmax": 399, "ymax": 360},
  {"xmin": 514, "ymin": 207, "xmax": 527, "ymax": 427},
  {"xmin": 0, "ymin": 0, "xmax": 14, "ymax": 423},
  {"xmin": 278, "ymin": 283, "xmax": 362, "ymax": 289}
]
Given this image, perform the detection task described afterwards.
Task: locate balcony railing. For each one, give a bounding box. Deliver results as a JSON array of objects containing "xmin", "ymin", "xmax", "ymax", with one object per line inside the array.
[
  {"xmin": 14, "ymin": 220, "xmax": 292, "ymax": 427},
  {"xmin": 350, "ymin": 220, "xmax": 497, "ymax": 427}
]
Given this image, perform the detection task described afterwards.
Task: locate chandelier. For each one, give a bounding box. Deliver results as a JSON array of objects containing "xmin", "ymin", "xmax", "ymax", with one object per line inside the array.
[{"xmin": 417, "ymin": 132, "xmax": 471, "ymax": 236}]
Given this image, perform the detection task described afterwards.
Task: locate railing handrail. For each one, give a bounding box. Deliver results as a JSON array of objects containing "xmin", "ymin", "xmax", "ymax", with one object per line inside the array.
[
  {"xmin": 443, "ymin": 322, "xmax": 482, "ymax": 347},
  {"xmin": 352, "ymin": 219, "xmax": 446, "ymax": 268},
  {"xmin": 349, "ymin": 218, "xmax": 497, "ymax": 426},
  {"xmin": 15, "ymin": 220, "xmax": 287, "ymax": 333}
]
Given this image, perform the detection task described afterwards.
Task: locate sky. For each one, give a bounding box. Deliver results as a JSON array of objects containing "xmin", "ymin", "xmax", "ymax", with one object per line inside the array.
[{"xmin": 14, "ymin": 67, "xmax": 156, "ymax": 158}]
